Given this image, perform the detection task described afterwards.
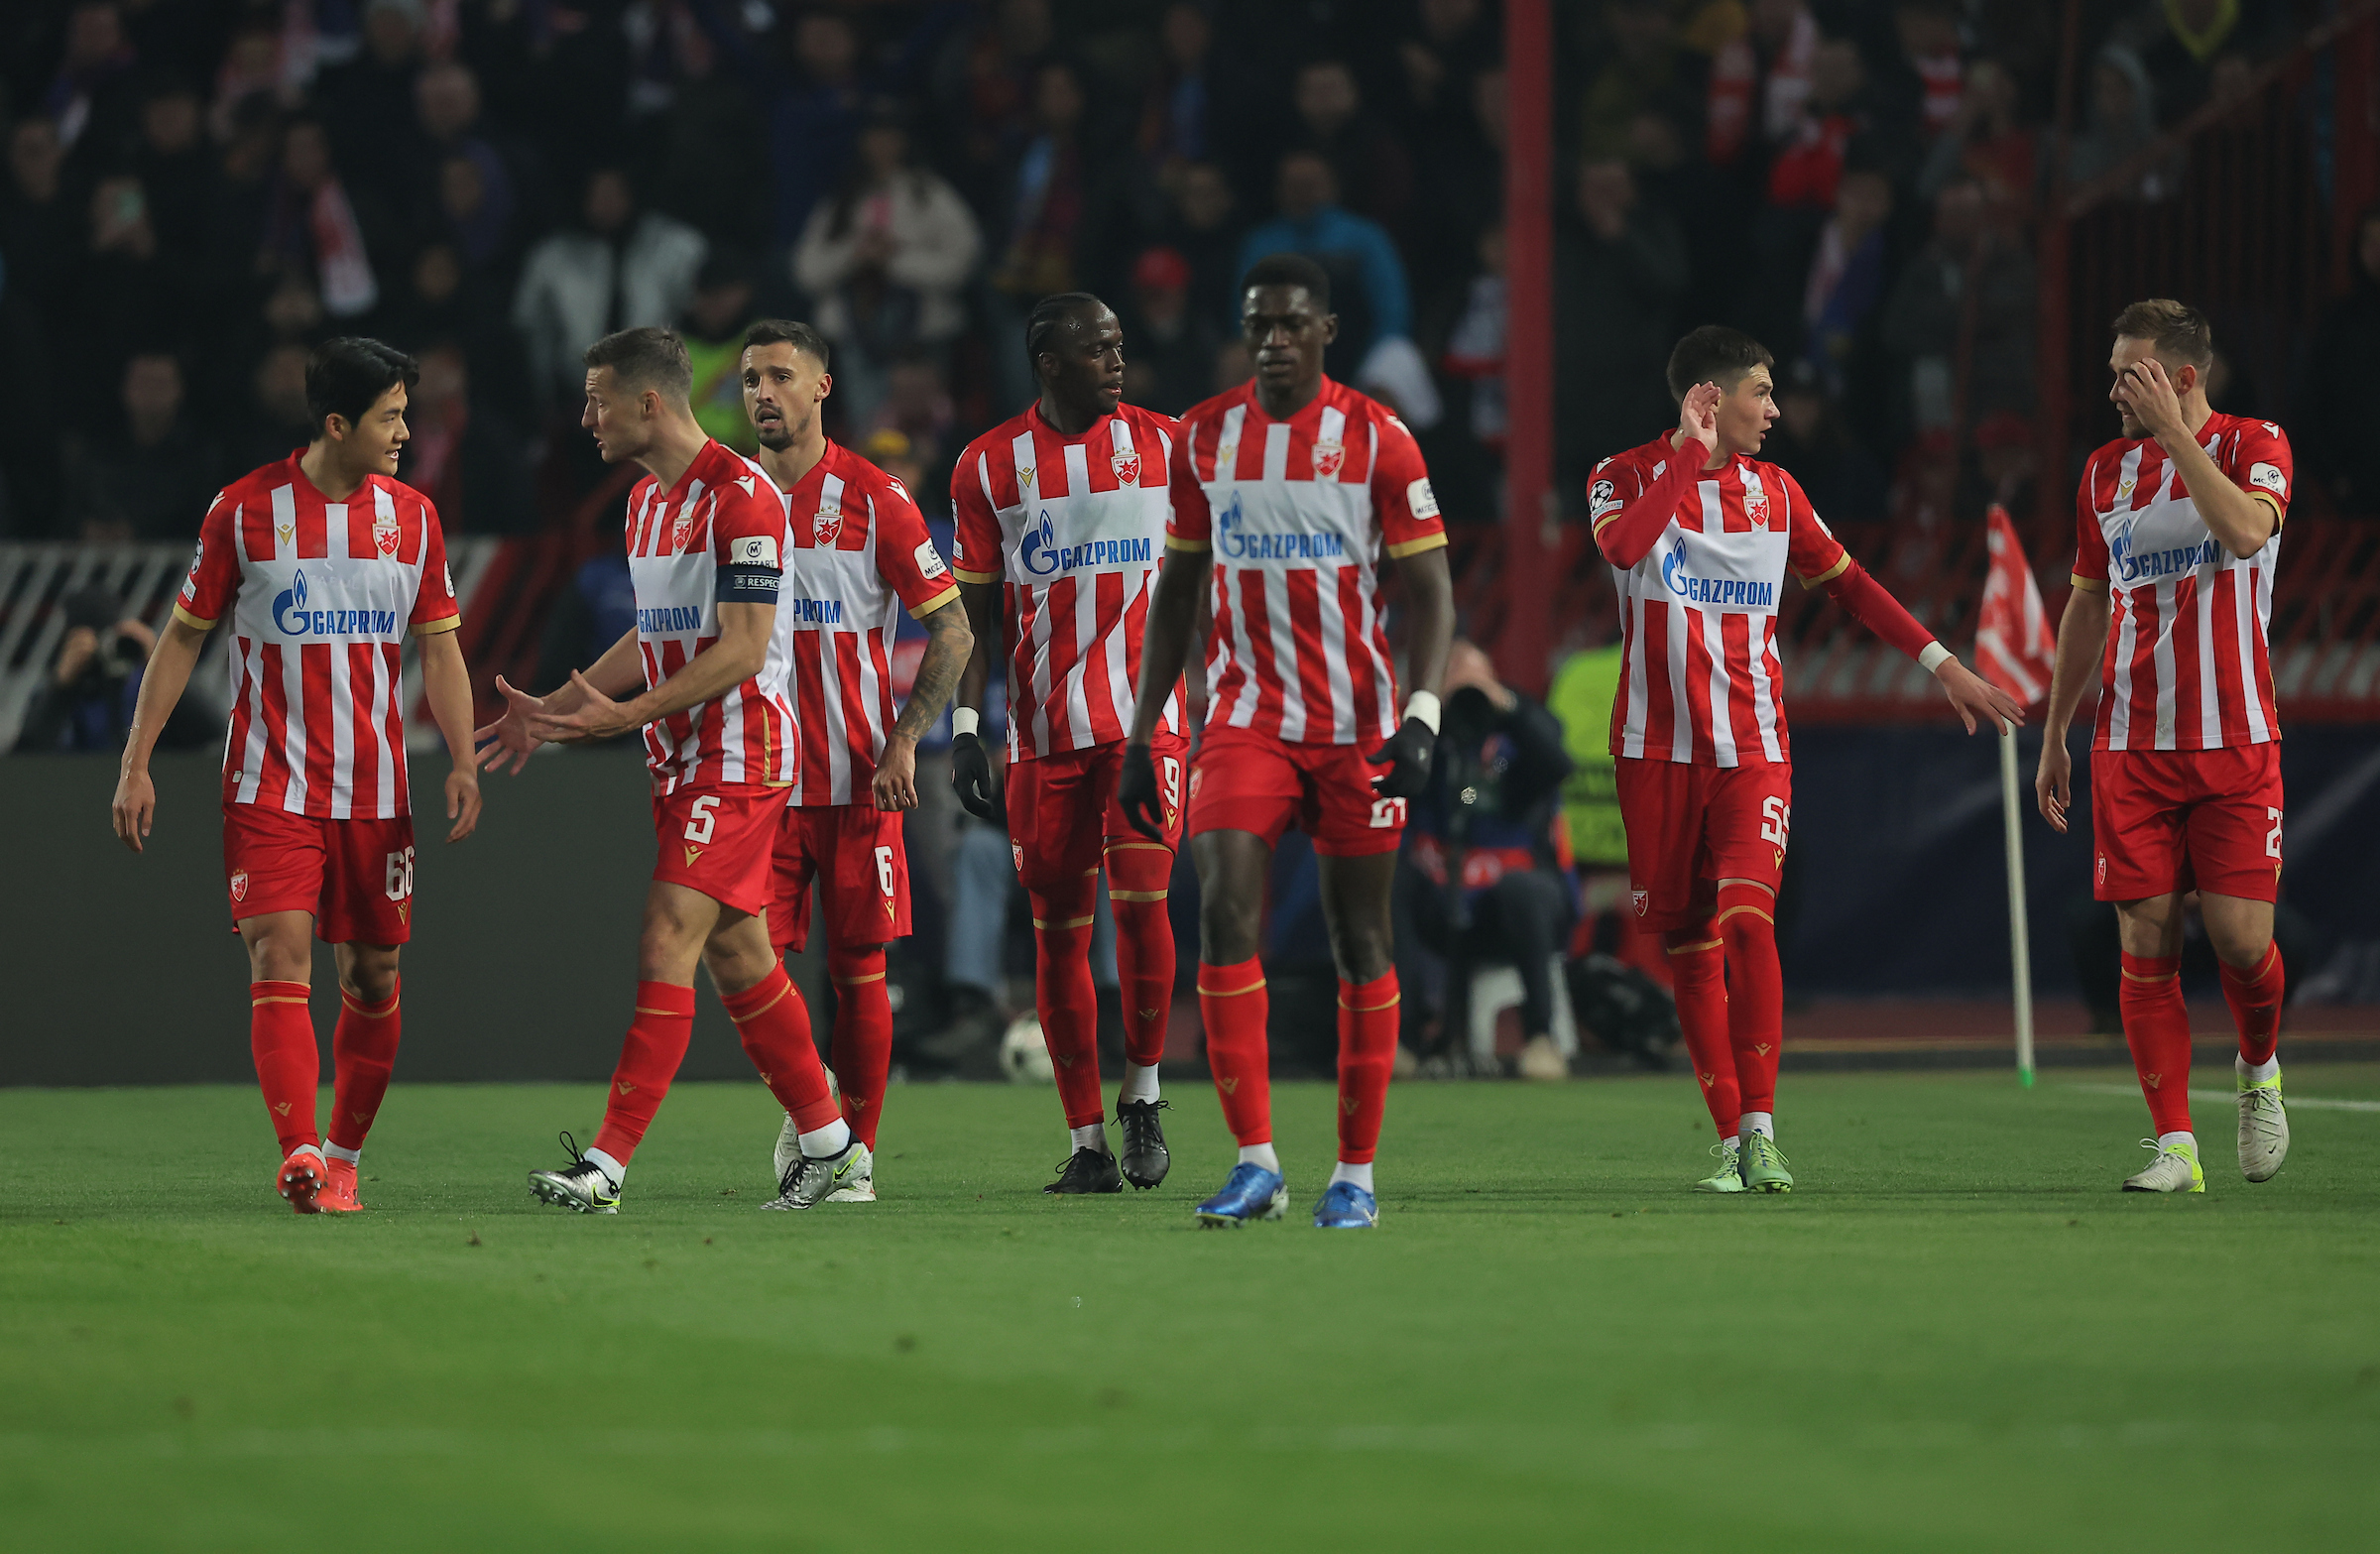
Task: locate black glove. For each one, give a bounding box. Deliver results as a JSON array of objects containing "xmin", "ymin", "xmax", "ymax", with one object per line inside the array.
[
  {"xmin": 950, "ymin": 730, "xmax": 1001, "ymax": 822},
  {"xmin": 1118, "ymin": 741, "xmax": 1167, "ymax": 841},
  {"xmin": 1367, "ymin": 717, "xmax": 1436, "ymax": 799}
]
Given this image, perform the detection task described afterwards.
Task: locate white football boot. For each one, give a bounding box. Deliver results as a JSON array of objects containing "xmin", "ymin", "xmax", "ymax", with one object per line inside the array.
[
  {"xmin": 2122, "ymin": 1136, "xmax": 2205, "ymax": 1193},
  {"xmin": 2236, "ymin": 1059, "xmax": 2290, "ymax": 1182}
]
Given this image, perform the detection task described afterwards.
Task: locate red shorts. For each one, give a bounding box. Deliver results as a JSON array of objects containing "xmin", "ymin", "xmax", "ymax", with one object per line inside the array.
[
  {"xmin": 1614, "ymin": 757, "xmax": 1793, "ymax": 932},
  {"xmin": 769, "ymin": 801, "xmax": 911, "ymax": 953},
  {"xmin": 1005, "ymin": 732, "xmax": 1189, "ymax": 892},
  {"xmin": 651, "ymin": 783, "xmax": 786, "ymax": 916},
  {"xmin": 1185, "ymin": 722, "xmax": 1405, "ymax": 858},
  {"xmin": 2091, "ymin": 744, "xmax": 2284, "ymax": 903},
  {"xmin": 222, "ymin": 803, "xmax": 416, "ymax": 944}
]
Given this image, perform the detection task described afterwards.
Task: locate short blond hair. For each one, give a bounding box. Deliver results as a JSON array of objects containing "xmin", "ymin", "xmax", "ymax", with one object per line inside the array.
[{"xmin": 2111, "ymin": 299, "xmax": 2213, "ymax": 368}]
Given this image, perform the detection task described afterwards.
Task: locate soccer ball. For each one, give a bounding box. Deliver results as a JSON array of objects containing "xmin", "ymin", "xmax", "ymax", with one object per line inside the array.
[{"xmin": 999, "ymin": 1013, "xmax": 1055, "ymax": 1084}]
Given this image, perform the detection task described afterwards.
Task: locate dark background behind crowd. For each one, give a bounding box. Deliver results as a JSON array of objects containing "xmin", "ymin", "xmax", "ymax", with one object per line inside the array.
[{"xmin": 0, "ymin": 0, "xmax": 2353, "ymax": 555}]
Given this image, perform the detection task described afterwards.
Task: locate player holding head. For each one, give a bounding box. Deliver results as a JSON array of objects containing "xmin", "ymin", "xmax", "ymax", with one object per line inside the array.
[
  {"xmin": 948, "ymin": 292, "xmax": 1189, "ymax": 1194},
  {"xmin": 1120, "ymin": 253, "xmax": 1456, "ymax": 1230},
  {"xmin": 109, "ymin": 337, "xmax": 484, "ymax": 1213},
  {"xmin": 1592, "ymin": 326, "xmax": 2020, "ymax": 1194},
  {"xmin": 739, "ymin": 318, "xmax": 973, "ymax": 1202},
  {"xmin": 2036, "ymin": 300, "xmax": 2293, "ymax": 1193},
  {"xmin": 478, "ymin": 325, "xmax": 861, "ymax": 1213}
]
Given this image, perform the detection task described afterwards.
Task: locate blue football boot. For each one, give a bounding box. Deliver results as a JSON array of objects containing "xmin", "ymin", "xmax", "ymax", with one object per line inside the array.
[
  {"xmin": 1193, "ymin": 1162, "xmax": 1287, "ymax": 1227},
  {"xmin": 1311, "ymin": 1180, "xmax": 1378, "ymax": 1229}
]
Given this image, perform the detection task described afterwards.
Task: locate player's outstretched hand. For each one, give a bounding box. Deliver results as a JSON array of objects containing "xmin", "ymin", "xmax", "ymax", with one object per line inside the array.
[
  {"xmin": 1118, "ymin": 740, "xmax": 1166, "ymax": 842},
  {"xmin": 529, "ymin": 670, "xmax": 638, "ymax": 744},
  {"xmin": 1368, "ymin": 718, "xmax": 1437, "ymax": 800},
  {"xmin": 1936, "ymin": 658, "xmax": 2026, "ymax": 736},
  {"xmin": 111, "ymin": 766, "xmax": 156, "ymax": 854},
  {"xmin": 474, "ymin": 675, "xmax": 544, "ymax": 775},
  {"xmin": 2036, "ymin": 737, "xmax": 2073, "ymax": 834},
  {"xmin": 444, "ymin": 766, "xmax": 482, "ymax": 843},
  {"xmin": 1673, "ymin": 380, "xmax": 1723, "ymax": 462},
  {"xmin": 872, "ymin": 732, "xmax": 921, "ymax": 812},
  {"xmin": 950, "ymin": 730, "xmax": 1001, "ymax": 822}
]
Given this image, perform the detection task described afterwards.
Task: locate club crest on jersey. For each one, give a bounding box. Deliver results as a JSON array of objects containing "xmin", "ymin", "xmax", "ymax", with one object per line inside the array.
[
  {"xmin": 1631, "ymin": 889, "xmax": 1649, "ymax": 917},
  {"xmin": 373, "ymin": 513, "xmax": 401, "ymax": 556},
  {"xmin": 1312, "ymin": 438, "xmax": 1346, "ymax": 479},
  {"xmin": 671, "ymin": 507, "xmax": 695, "ymax": 551},
  {"xmin": 229, "ymin": 869, "xmax": 249, "ymax": 903},
  {"xmin": 1744, "ymin": 488, "xmax": 1770, "ymax": 529},
  {"xmin": 814, "ymin": 500, "xmax": 843, "ymax": 547},
  {"xmin": 1112, "ymin": 446, "xmax": 1141, "ymax": 486}
]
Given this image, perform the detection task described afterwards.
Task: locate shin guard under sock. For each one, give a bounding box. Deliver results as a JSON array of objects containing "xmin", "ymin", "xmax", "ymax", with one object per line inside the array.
[
  {"xmin": 1105, "ymin": 841, "xmax": 1177, "ymax": 1071},
  {"xmin": 328, "ymin": 978, "xmax": 401, "ymax": 1155},
  {"xmin": 1716, "ymin": 882, "xmax": 1784, "ymax": 1116},
  {"xmin": 1198, "ymin": 956, "xmax": 1272, "ymax": 1145},
  {"xmin": 2220, "ymin": 943, "xmax": 2284, "ymax": 1067},
  {"xmin": 250, "ymin": 980, "xmax": 320, "ymax": 1154},
  {"xmin": 1335, "ymin": 970, "xmax": 1398, "ymax": 1165},
  {"xmin": 1664, "ymin": 933, "xmax": 1738, "ymax": 1138},
  {"xmin": 1031, "ymin": 877, "xmax": 1106, "ymax": 1130},
  {"xmin": 723, "ymin": 961, "xmax": 839, "ymax": 1134},
  {"xmin": 591, "ymin": 981, "xmax": 696, "ymax": 1164},
  {"xmin": 2120, "ymin": 952, "xmax": 2194, "ymax": 1134},
  {"xmin": 828, "ymin": 945, "xmax": 893, "ymax": 1147}
]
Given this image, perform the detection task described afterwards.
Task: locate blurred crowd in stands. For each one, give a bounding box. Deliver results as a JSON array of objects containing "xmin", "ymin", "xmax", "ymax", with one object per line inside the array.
[{"xmin": 0, "ymin": 0, "xmax": 2352, "ymax": 552}]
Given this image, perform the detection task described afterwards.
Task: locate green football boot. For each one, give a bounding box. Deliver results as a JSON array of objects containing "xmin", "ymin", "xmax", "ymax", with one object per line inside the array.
[
  {"xmin": 1739, "ymin": 1131, "xmax": 1794, "ymax": 1194},
  {"xmin": 1694, "ymin": 1138, "xmax": 1745, "ymax": 1193}
]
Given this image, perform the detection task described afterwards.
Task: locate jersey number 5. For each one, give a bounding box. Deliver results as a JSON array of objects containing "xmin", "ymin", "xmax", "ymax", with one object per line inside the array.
[
  {"xmin": 684, "ymin": 794, "xmax": 720, "ymax": 845},
  {"xmin": 1760, "ymin": 796, "xmax": 1792, "ymax": 850}
]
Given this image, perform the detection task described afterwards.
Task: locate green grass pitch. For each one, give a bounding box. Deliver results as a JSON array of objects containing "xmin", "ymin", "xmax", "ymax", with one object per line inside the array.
[{"xmin": 5, "ymin": 1069, "xmax": 2378, "ymax": 1552}]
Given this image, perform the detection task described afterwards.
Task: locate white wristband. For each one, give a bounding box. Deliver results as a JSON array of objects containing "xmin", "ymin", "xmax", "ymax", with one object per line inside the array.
[
  {"xmin": 1404, "ymin": 690, "xmax": 1442, "ymax": 735},
  {"xmin": 1918, "ymin": 643, "xmax": 1954, "ymax": 674},
  {"xmin": 951, "ymin": 707, "xmax": 981, "ymax": 738}
]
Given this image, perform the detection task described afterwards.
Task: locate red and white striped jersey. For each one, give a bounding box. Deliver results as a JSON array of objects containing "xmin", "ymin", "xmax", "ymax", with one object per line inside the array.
[
  {"xmin": 175, "ymin": 453, "xmax": 460, "ymax": 818},
  {"xmin": 1593, "ymin": 439, "xmax": 1845, "ymax": 767},
  {"xmin": 623, "ymin": 438, "xmax": 798, "ymax": 794},
  {"xmin": 771, "ymin": 439, "xmax": 961, "ymax": 805},
  {"xmin": 1167, "ymin": 377, "xmax": 1447, "ymax": 746},
  {"xmin": 951, "ymin": 402, "xmax": 1183, "ymax": 761},
  {"xmin": 2072, "ymin": 413, "xmax": 2290, "ymax": 751}
]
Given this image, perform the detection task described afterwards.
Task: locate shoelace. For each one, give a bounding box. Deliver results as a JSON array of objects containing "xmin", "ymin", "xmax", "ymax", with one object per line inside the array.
[
  {"xmin": 1707, "ymin": 1140, "xmax": 1739, "ymax": 1162},
  {"xmin": 2135, "ymin": 1137, "xmax": 2189, "ymax": 1165},
  {"xmin": 2242, "ymin": 1087, "xmax": 2285, "ymax": 1118},
  {"xmin": 556, "ymin": 1130, "xmax": 597, "ymax": 1171}
]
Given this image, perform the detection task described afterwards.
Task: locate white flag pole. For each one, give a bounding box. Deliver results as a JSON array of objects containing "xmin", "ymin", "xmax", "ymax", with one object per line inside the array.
[{"xmin": 1998, "ymin": 723, "xmax": 2037, "ymax": 1087}]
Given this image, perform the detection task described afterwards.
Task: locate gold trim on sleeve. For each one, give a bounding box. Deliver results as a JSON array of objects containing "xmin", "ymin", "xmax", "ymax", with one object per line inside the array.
[
  {"xmin": 412, "ymin": 614, "xmax": 462, "ymax": 636},
  {"xmin": 172, "ymin": 604, "xmax": 217, "ymax": 631},
  {"xmin": 1385, "ymin": 533, "xmax": 1449, "ymax": 558},
  {"xmin": 952, "ymin": 566, "xmax": 1002, "ymax": 584},
  {"xmin": 1163, "ymin": 536, "xmax": 1211, "ymax": 552},
  {"xmin": 907, "ymin": 584, "xmax": 962, "ymax": 619},
  {"xmin": 2068, "ymin": 573, "xmax": 2106, "ymax": 593}
]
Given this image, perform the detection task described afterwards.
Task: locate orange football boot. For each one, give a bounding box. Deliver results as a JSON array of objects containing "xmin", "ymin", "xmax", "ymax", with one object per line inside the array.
[
  {"xmin": 318, "ymin": 1158, "xmax": 363, "ymax": 1212},
  {"xmin": 278, "ymin": 1148, "xmax": 331, "ymax": 1214}
]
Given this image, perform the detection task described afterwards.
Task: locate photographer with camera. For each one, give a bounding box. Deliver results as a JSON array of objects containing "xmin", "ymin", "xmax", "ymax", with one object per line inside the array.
[{"xmin": 16, "ymin": 587, "xmax": 212, "ymax": 754}]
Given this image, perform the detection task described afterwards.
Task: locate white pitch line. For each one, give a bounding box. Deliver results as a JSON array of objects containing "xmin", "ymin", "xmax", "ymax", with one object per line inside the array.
[{"xmin": 2066, "ymin": 1082, "xmax": 2380, "ymax": 1113}]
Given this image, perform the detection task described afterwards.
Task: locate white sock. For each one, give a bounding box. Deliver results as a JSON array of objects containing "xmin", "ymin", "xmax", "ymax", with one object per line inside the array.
[
  {"xmin": 2157, "ymin": 1131, "xmax": 2198, "ymax": 1154},
  {"xmin": 798, "ymin": 1118, "xmax": 853, "ymax": 1158},
  {"xmin": 286, "ymin": 1141, "xmax": 324, "ymax": 1161},
  {"xmin": 584, "ymin": 1145, "xmax": 627, "ymax": 1186},
  {"xmin": 2240, "ymin": 1054, "xmax": 2280, "ymax": 1085},
  {"xmin": 1238, "ymin": 1142, "xmax": 1280, "ymax": 1174},
  {"xmin": 1738, "ymin": 1112, "xmax": 1775, "ymax": 1140},
  {"xmin": 1069, "ymin": 1123, "xmax": 1111, "ymax": 1154},
  {"xmin": 323, "ymin": 1142, "xmax": 361, "ymax": 1165},
  {"xmin": 1121, "ymin": 1063, "xmax": 1161, "ymax": 1105},
  {"xmin": 1328, "ymin": 1160, "xmax": 1373, "ymax": 1192}
]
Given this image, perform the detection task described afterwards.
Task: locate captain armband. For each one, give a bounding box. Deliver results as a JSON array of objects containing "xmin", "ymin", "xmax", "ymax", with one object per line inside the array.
[{"xmin": 717, "ymin": 562, "xmax": 781, "ymax": 602}]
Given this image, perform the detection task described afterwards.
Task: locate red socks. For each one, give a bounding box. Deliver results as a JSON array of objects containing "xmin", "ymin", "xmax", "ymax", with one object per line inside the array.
[
  {"xmin": 1664, "ymin": 934, "xmax": 1738, "ymax": 1138},
  {"xmin": 1199, "ymin": 956, "xmax": 1271, "ymax": 1145},
  {"xmin": 1336, "ymin": 971, "xmax": 1398, "ymax": 1164},
  {"xmin": 328, "ymin": 978, "xmax": 401, "ymax": 1156},
  {"xmin": 250, "ymin": 980, "xmax": 319, "ymax": 1155},
  {"xmin": 1106, "ymin": 842, "xmax": 1177, "ymax": 1069},
  {"xmin": 1030, "ymin": 878, "xmax": 1106, "ymax": 1129},
  {"xmin": 723, "ymin": 961, "xmax": 839, "ymax": 1134},
  {"xmin": 829, "ymin": 945, "xmax": 893, "ymax": 1147},
  {"xmin": 2220, "ymin": 943, "xmax": 2284, "ymax": 1067},
  {"xmin": 592, "ymin": 981, "xmax": 697, "ymax": 1163},
  {"xmin": 2120, "ymin": 951, "xmax": 2194, "ymax": 1134},
  {"xmin": 1716, "ymin": 883, "xmax": 1783, "ymax": 1116}
]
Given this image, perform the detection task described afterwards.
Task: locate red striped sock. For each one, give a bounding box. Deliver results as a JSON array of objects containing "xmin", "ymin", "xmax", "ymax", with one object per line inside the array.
[
  {"xmin": 2120, "ymin": 952, "xmax": 2194, "ymax": 1134},
  {"xmin": 592, "ymin": 981, "xmax": 696, "ymax": 1164},
  {"xmin": 1031, "ymin": 880, "xmax": 1107, "ymax": 1130},
  {"xmin": 1106, "ymin": 842, "xmax": 1177, "ymax": 1070},
  {"xmin": 1335, "ymin": 970, "xmax": 1398, "ymax": 1165},
  {"xmin": 828, "ymin": 946, "xmax": 893, "ymax": 1148},
  {"xmin": 250, "ymin": 980, "xmax": 319, "ymax": 1154},
  {"xmin": 328, "ymin": 977, "xmax": 401, "ymax": 1155},
  {"xmin": 1664, "ymin": 933, "xmax": 1738, "ymax": 1139},
  {"xmin": 723, "ymin": 961, "xmax": 839, "ymax": 1134},
  {"xmin": 1198, "ymin": 956, "xmax": 1271, "ymax": 1146},
  {"xmin": 2220, "ymin": 943, "xmax": 2284, "ymax": 1067}
]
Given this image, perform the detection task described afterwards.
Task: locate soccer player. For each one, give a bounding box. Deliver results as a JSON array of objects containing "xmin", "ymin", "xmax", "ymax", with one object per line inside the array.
[
  {"xmin": 739, "ymin": 318, "xmax": 973, "ymax": 1200},
  {"xmin": 108, "ymin": 337, "xmax": 483, "ymax": 1214},
  {"xmin": 476, "ymin": 326, "xmax": 861, "ymax": 1214},
  {"xmin": 1589, "ymin": 326, "xmax": 2021, "ymax": 1194},
  {"xmin": 948, "ymin": 292, "xmax": 1188, "ymax": 1194},
  {"xmin": 1120, "ymin": 254, "xmax": 1455, "ymax": 1231},
  {"xmin": 2035, "ymin": 299, "xmax": 2293, "ymax": 1193}
]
